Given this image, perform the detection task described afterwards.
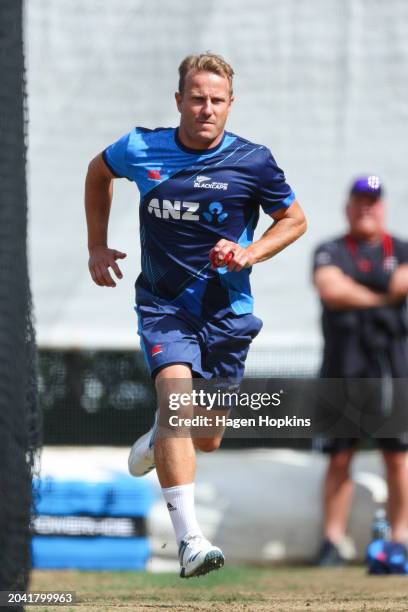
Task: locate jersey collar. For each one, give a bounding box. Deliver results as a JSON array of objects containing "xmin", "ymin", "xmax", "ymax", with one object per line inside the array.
[{"xmin": 174, "ymin": 128, "xmax": 227, "ymax": 155}]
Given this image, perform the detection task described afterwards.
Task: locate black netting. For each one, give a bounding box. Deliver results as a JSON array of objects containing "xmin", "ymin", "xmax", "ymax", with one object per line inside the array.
[
  {"xmin": 39, "ymin": 350, "xmax": 155, "ymax": 445},
  {"xmin": 38, "ymin": 348, "xmax": 319, "ymax": 450},
  {"xmin": 0, "ymin": 0, "xmax": 40, "ymax": 606}
]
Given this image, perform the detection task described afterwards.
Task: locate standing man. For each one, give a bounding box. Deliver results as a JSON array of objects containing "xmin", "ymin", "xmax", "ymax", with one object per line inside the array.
[
  {"xmin": 313, "ymin": 176, "xmax": 408, "ymax": 566},
  {"xmin": 85, "ymin": 53, "xmax": 306, "ymax": 577}
]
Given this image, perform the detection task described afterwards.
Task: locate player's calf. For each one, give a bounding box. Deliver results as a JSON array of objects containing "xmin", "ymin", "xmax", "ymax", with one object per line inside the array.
[{"xmin": 194, "ymin": 437, "xmax": 223, "ymax": 452}]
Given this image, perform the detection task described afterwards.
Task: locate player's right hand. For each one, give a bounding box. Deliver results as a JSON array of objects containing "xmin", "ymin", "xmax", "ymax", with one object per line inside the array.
[
  {"xmin": 209, "ymin": 248, "xmax": 234, "ymax": 269},
  {"xmin": 88, "ymin": 246, "xmax": 127, "ymax": 287}
]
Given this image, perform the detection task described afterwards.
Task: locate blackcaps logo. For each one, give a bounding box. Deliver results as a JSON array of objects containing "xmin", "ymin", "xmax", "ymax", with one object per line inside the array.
[
  {"xmin": 203, "ymin": 202, "xmax": 229, "ymax": 223},
  {"xmin": 194, "ymin": 175, "xmax": 228, "ymax": 190}
]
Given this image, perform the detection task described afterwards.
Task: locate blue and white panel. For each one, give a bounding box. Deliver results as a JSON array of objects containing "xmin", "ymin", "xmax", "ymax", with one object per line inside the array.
[{"xmin": 32, "ymin": 475, "xmax": 155, "ymax": 570}]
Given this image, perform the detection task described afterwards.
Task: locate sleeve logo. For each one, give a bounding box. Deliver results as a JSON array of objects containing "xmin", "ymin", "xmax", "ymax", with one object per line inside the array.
[{"xmin": 147, "ymin": 169, "xmax": 162, "ymax": 180}]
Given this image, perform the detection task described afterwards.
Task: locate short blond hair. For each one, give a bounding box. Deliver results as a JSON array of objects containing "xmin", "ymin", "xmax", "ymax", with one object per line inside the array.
[{"xmin": 178, "ymin": 52, "xmax": 234, "ymax": 95}]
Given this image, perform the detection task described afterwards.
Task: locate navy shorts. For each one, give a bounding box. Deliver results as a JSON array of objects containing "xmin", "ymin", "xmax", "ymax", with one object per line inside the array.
[
  {"xmin": 316, "ymin": 437, "xmax": 408, "ymax": 454},
  {"xmin": 135, "ymin": 294, "xmax": 262, "ymax": 380}
]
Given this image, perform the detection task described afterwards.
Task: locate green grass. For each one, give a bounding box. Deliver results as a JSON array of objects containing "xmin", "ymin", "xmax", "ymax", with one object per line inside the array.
[{"xmin": 30, "ymin": 566, "xmax": 408, "ymax": 611}]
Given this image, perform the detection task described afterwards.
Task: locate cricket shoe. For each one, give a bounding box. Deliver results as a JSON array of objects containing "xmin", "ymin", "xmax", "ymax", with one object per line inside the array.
[
  {"xmin": 128, "ymin": 411, "xmax": 158, "ymax": 477},
  {"xmin": 315, "ymin": 539, "xmax": 345, "ymax": 567},
  {"xmin": 179, "ymin": 534, "xmax": 225, "ymax": 578}
]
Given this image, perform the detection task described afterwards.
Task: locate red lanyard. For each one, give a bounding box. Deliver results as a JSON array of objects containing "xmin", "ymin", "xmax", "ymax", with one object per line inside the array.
[{"xmin": 345, "ymin": 233, "xmax": 394, "ymax": 273}]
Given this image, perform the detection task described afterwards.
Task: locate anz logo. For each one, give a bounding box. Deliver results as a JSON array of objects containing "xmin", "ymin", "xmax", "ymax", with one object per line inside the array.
[
  {"xmin": 203, "ymin": 202, "xmax": 228, "ymax": 223},
  {"xmin": 146, "ymin": 198, "xmax": 229, "ymax": 224},
  {"xmin": 147, "ymin": 198, "xmax": 199, "ymax": 220}
]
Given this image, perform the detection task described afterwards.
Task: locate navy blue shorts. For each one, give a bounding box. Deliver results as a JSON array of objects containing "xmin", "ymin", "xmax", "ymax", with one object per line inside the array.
[{"xmin": 135, "ymin": 294, "xmax": 262, "ymax": 380}]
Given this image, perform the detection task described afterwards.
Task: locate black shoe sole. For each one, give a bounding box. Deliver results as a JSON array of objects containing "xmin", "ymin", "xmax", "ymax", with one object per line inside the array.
[{"xmin": 180, "ymin": 550, "xmax": 225, "ymax": 579}]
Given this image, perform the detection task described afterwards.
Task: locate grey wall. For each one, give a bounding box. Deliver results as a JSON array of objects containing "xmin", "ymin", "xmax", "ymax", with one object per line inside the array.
[{"xmin": 26, "ymin": 0, "xmax": 408, "ymax": 349}]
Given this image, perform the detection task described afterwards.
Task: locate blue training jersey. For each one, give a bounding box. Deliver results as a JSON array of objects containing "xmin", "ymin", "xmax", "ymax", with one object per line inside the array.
[{"xmin": 103, "ymin": 127, "xmax": 295, "ymax": 319}]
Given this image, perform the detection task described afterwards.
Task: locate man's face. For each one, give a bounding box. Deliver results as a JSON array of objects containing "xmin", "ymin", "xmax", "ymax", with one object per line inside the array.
[
  {"xmin": 346, "ymin": 194, "xmax": 385, "ymax": 239},
  {"xmin": 175, "ymin": 70, "xmax": 234, "ymax": 148}
]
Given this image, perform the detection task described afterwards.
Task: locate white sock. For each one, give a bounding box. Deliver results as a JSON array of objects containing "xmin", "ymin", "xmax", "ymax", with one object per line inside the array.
[{"xmin": 162, "ymin": 483, "xmax": 203, "ymax": 546}]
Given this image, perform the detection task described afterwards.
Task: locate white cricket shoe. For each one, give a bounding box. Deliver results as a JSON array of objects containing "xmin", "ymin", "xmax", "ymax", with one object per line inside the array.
[
  {"xmin": 128, "ymin": 412, "xmax": 158, "ymax": 477},
  {"xmin": 178, "ymin": 534, "xmax": 225, "ymax": 578}
]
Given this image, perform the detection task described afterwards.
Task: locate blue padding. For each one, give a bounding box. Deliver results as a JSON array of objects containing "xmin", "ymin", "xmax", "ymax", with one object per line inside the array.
[
  {"xmin": 33, "ymin": 476, "xmax": 155, "ymax": 517},
  {"xmin": 32, "ymin": 536, "xmax": 150, "ymax": 570}
]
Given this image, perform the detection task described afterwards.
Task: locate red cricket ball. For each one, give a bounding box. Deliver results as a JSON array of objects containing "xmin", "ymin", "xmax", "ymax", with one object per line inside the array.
[{"xmin": 209, "ymin": 249, "xmax": 234, "ymax": 268}]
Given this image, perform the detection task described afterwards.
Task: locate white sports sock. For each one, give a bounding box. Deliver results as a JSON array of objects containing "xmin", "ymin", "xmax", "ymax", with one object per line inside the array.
[{"xmin": 162, "ymin": 483, "xmax": 203, "ymax": 546}]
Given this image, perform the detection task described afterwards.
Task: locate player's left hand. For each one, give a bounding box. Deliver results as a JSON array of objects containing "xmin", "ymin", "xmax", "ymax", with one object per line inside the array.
[{"xmin": 211, "ymin": 239, "xmax": 254, "ymax": 272}]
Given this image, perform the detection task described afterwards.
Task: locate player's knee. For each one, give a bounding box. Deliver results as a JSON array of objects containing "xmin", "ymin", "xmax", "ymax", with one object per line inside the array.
[
  {"xmin": 328, "ymin": 450, "xmax": 353, "ymax": 474},
  {"xmin": 383, "ymin": 450, "xmax": 407, "ymax": 472},
  {"xmin": 195, "ymin": 437, "xmax": 222, "ymax": 452}
]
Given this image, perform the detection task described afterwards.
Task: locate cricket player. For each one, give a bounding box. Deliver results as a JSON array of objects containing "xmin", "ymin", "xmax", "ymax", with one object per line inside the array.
[{"xmin": 85, "ymin": 53, "xmax": 306, "ymax": 577}]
